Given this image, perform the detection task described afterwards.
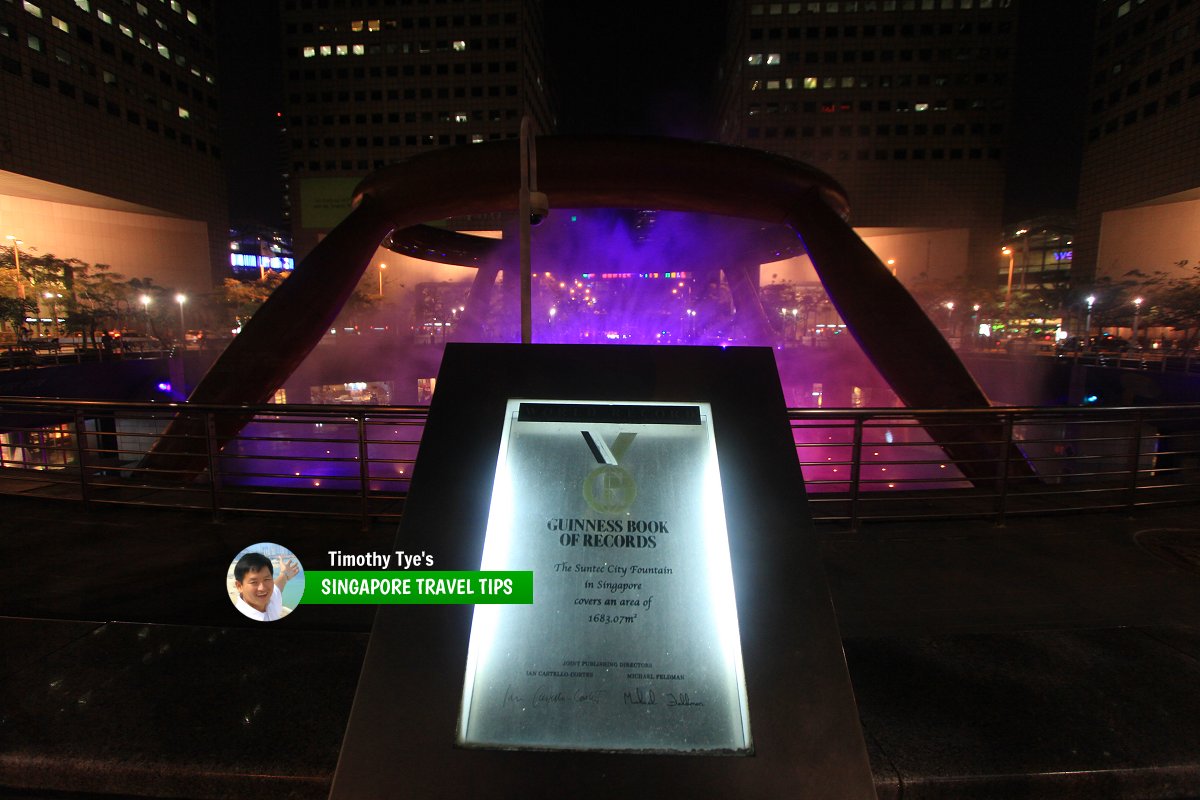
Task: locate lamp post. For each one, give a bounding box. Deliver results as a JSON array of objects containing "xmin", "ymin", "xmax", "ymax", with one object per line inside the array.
[
  {"xmin": 1131, "ymin": 296, "xmax": 1143, "ymax": 350},
  {"xmin": 1002, "ymin": 246, "xmax": 1015, "ymax": 310},
  {"xmin": 378, "ymin": 263, "xmax": 387, "ymax": 297},
  {"xmin": 43, "ymin": 291, "xmax": 61, "ymax": 337},
  {"xmin": 175, "ymin": 293, "xmax": 187, "ymax": 340},
  {"xmin": 6, "ymin": 236, "xmax": 25, "ymax": 301},
  {"xmin": 140, "ymin": 294, "xmax": 152, "ymax": 333},
  {"xmin": 1084, "ymin": 294, "xmax": 1095, "ymax": 348},
  {"xmin": 972, "ymin": 304, "xmax": 980, "ymax": 348},
  {"xmin": 944, "ymin": 300, "xmax": 955, "ymax": 334}
]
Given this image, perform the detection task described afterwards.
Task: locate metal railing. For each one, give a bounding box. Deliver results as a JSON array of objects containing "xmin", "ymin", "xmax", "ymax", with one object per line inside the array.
[{"xmin": 1, "ymin": 396, "xmax": 1198, "ymax": 530}]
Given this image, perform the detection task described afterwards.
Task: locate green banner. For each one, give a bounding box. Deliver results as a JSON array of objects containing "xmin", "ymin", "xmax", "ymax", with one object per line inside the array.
[{"xmin": 304, "ymin": 570, "xmax": 533, "ymax": 604}]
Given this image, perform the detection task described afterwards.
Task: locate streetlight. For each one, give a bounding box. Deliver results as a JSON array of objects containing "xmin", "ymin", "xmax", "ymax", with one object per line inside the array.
[
  {"xmin": 6, "ymin": 236, "xmax": 25, "ymax": 300},
  {"xmin": 140, "ymin": 294, "xmax": 152, "ymax": 332},
  {"xmin": 378, "ymin": 263, "xmax": 387, "ymax": 297},
  {"xmin": 43, "ymin": 291, "xmax": 60, "ymax": 337},
  {"xmin": 886, "ymin": 258, "xmax": 896, "ymax": 276},
  {"xmin": 1084, "ymin": 294, "xmax": 1096, "ymax": 347},
  {"xmin": 1001, "ymin": 246, "xmax": 1015, "ymax": 309},
  {"xmin": 1131, "ymin": 296, "xmax": 1144, "ymax": 349},
  {"xmin": 175, "ymin": 293, "xmax": 187, "ymax": 340}
]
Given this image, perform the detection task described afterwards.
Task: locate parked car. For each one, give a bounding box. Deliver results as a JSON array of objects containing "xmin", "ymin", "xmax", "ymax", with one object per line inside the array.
[
  {"xmin": 1004, "ymin": 336, "xmax": 1055, "ymax": 354},
  {"xmin": 1090, "ymin": 335, "xmax": 1129, "ymax": 353}
]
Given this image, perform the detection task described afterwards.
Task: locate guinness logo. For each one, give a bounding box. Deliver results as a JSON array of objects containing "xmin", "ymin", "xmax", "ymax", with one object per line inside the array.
[{"xmin": 581, "ymin": 431, "xmax": 638, "ymax": 514}]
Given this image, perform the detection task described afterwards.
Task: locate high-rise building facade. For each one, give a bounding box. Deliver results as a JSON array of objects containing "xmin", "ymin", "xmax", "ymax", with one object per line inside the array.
[
  {"xmin": 279, "ymin": 0, "xmax": 553, "ymax": 259},
  {"xmin": 0, "ymin": 0, "xmax": 227, "ymax": 289},
  {"xmin": 717, "ymin": 0, "xmax": 1018, "ymax": 285},
  {"xmin": 1074, "ymin": 0, "xmax": 1200, "ymax": 287}
]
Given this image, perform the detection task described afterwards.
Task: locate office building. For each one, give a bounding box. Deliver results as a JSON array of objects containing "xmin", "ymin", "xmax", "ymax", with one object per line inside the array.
[
  {"xmin": 279, "ymin": 0, "xmax": 554, "ymax": 260},
  {"xmin": 1074, "ymin": 0, "xmax": 1200, "ymax": 288},
  {"xmin": 0, "ymin": 0, "xmax": 227, "ymax": 291},
  {"xmin": 717, "ymin": 0, "xmax": 1018, "ymax": 287}
]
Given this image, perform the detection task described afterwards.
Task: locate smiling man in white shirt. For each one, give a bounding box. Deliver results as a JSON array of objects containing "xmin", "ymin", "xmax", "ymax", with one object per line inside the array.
[{"xmin": 232, "ymin": 551, "xmax": 299, "ymax": 621}]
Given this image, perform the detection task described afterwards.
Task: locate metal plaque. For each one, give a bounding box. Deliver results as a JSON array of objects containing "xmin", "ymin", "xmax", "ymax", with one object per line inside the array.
[{"xmin": 457, "ymin": 399, "xmax": 752, "ymax": 753}]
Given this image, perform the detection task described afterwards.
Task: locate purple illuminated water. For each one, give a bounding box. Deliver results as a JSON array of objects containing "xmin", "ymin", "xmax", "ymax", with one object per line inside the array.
[{"xmin": 215, "ymin": 209, "xmax": 969, "ymax": 494}]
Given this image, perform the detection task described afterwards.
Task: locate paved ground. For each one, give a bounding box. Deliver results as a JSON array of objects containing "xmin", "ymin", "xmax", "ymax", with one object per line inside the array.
[{"xmin": 1, "ymin": 495, "xmax": 1199, "ymax": 798}]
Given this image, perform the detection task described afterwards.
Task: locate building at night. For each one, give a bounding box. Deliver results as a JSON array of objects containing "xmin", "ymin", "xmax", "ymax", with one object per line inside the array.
[
  {"xmin": 0, "ymin": 0, "xmax": 227, "ymax": 291},
  {"xmin": 279, "ymin": 0, "xmax": 554, "ymax": 261},
  {"xmin": 717, "ymin": 0, "xmax": 1019, "ymax": 288},
  {"xmin": 1074, "ymin": 0, "xmax": 1200, "ymax": 289}
]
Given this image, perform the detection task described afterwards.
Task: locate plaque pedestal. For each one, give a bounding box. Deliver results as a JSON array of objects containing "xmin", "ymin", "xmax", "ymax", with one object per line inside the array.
[{"xmin": 331, "ymin": 344, "xmax": 875, "ymax": 798}]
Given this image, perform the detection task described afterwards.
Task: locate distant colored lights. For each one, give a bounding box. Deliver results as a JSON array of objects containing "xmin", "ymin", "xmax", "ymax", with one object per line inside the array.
[{"xmin": 579, "ymin": 272, "xmax": 689, "ymax": 280}]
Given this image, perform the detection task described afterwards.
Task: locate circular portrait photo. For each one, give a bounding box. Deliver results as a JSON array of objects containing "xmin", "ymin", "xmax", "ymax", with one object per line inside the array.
[{"xmin": 227, "ymin": 543, "xmax": 305, "ymax": 622}]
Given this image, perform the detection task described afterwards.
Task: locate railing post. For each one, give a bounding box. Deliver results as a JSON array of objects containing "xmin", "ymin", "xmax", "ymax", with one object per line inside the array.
[
  {"xmin": 203, "ymin": 411, "xmax": 222, "ymax": 523},
  {"xmin": 1126, "ymin": 410, "xmax": 1145, "ymax": 514},
  {"xmin": 72, "ymin": 409, "xmax": 90, "ymax": 506},
  {"xmin": 995, "ymin": 411, "xmax": 1015, "ymax": 527},
  {"xmin": 849, "ymin": 416, "xmax": 864, "ymax": 533},
  {"xmin": 358, "ymin": 413, "xmax": 371, "ymax": 532}
]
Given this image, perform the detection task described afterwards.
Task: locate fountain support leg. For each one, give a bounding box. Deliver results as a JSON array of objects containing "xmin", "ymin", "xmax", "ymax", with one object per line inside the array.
[
  {"xmin": 140, "ymin": 198, "xmax": 397, "ymax": 476},
  {"xmin": 786, "ymin": 189, "xmax": 1032, "ymax": 483}
]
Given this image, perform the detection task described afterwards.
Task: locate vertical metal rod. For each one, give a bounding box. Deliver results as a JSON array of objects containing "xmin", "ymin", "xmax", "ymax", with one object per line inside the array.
[
  {"xmin": 204, "ymin": 411, "xmax": 222, "ymax": 523},
  {"xmin": 995, "ymin": 412, "xmax": 1015, "ymax": 527},
  {"xmin": 72, "ymin": 409, "xmax": 90, "ymax": 506},
  {"xmin": 1126, "ymin": 411, "xmax": 1145, "ymax": 513},
  {"xmin": 849, "ymin": 417, "xmax": 864, "ymax": 533},
  {"xmin": 519, "ymin": 116, "xmax": 533, "ymax": 344},
  {"xmin": 358, "ymin": 413, "xmax": 371, "ymax": 532}
]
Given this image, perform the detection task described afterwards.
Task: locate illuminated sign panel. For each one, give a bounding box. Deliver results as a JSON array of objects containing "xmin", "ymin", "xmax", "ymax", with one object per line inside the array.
[{"xmin": 458, "ymin": 399, "xmax": 752, "ymax": 753}]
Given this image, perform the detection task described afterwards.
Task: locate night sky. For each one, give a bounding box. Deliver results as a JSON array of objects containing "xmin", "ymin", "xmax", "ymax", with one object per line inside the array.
[{"xmin": 217, "ymin": 1, "xmax": 1093, "ymax": 229}]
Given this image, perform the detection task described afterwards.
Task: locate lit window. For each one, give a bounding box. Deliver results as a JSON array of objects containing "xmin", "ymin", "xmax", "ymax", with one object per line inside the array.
[
  {"xmin": 751, "ymin": 80, "xmax": 762, "ymax": 90},
  {"xmin": 170, "ymin": 0, "xmax": 181, "ymax": 11},
  {"xmin": 157, "ymin": 43, "xmax": 169, "ymax": 58},
  {"xmin": 97, "ymin": 9, "xmax": 112, "ymax": 23},
  {"xmin": 841, "ymin": 76, "xmax": 854, "ymax": 86},
  {"xmin": 186, "ymin": 9, "xmax": 197, "ymax": 24},
  {"xmin": 368, "ymin": 19, "xmax": 381, "ymax": 31},
  {"xmin": 767, "ymin": 52, "xmax": 781, "ymax": 64},
  {"xmin": 138, "ymin": 34, "xmax": 152, "ymax": 48},
  {"xmin": 74, "ymin": 0, "xmax": 91, "ymax": 10},
  {"xmin": 27, "ymin": 33, "xmax": 42, "ymax": 51},
  {"xmin": 751, "ymin": 4, "xmax": 765, "ymax": 14},
  {"xmin": 822, "ymin": 76, "xmax": 836, "ymax": 87},
  {"xmin": 471, "ymin": 134, "xmax": 484, "ymax": 143},
  {"xmin": 453, "ymin": 39, "xmax": 466, "ymax": 50},
  {"xmin": 784, "ymin": 77, "xmax": 795, "ymax": 88},
  {"xmin": 102, "ymin": 69, "xmax": 116, "ymax": 84},
  {"xmin": 454, "ymin": 113, "xmax": 468, "ymax": 122},
  {"xmin": 804, "ymin": 76, "xmax": 818, "ymax": 88},
  {"xmin": 136, "ymin": 3, "xmax": 147, "ymax": 15},
  {"xmin": 1117, "ymin": 1, "xmax": 1131, "ymax": 15},
  {"xmin": 767, "ymin": 79, "xmax": 780, "ymax": 89},
  {"xmin": 52, "ymin": 16, "xmax": 69, "ymax": 32},
  {"xmin": 336, "ymin": 44, "xmax": 348, "ymax": 55},
  {"xmin": 178, "ymin": 106, "xmax": 189, "ymax": 119},
  {"xmin": 119, "ymin": 23, "xmax": 132, "ymax": 37},
  {"xmin": 748, "ymin": 53, "xmax": 763, "ymax": 65},
  {"xmin": 23, "ymin": 2, "xmax": 42, "ymax": 18},
  {"xmin": 189, "ymin": 66, "xmax": 200, "ymax": 77},
  {"xmin": 303, "ymin": 46, "xmax": 316, "ymax": 58},
  {"xmin": 915, "ymin": 102, "xmax": 929, "ymax": 111},
  {"xmin": 350, "ymin": 19, "xmax": 364, "ymax": 31},
  {"xmin": 352, "ymin": 44, "xmax": 364, "ymax": 54},
  {"xmin": 205, "ymin": 72, "xmax": 214, "ymax": 84},
  {"xmin": 319, "ymin": 45, "xmax": 332, "ymax": 56}
]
